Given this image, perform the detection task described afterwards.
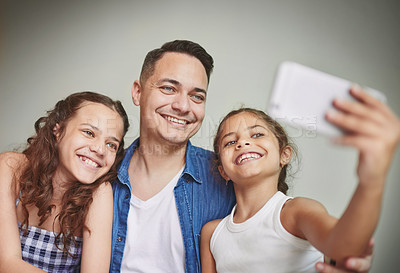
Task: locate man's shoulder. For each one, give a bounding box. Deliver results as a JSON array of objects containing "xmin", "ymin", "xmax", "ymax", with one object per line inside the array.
[{"xmin": 187, "ymin": 143, "xmax": 215, "ymax": 159}]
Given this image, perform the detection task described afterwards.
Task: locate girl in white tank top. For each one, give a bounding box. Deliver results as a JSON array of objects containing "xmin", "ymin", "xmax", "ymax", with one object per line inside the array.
[{"xmin": 201, "ymin": 100, "xmax": 399, "ymax": 272}]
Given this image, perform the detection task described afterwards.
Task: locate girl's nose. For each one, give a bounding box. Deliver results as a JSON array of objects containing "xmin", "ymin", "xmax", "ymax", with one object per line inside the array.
[
  {"xmin": 89, "ymin": 142, "xmax": 105, "ymax": 155},
  {"xmin": 236, "ymin": 140, "xmax": 250, "ymax": 149}
]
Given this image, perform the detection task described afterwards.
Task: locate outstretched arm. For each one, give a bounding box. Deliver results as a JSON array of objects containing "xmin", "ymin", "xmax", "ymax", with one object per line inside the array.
[
  {"xmin": 282, "ymin": 86, "xmax": 399, "ymax": 266},
  {"xmin": 322, "ymin": 86, "xmax": 399, "ymax": 261},
  {"xmin": 80, "ymin": 182, "xmax": 113, "ymax": 273}
]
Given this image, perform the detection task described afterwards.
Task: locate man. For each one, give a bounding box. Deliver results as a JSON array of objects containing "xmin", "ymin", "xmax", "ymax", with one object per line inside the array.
[{"xmin": 110, "ymin": 40, "xmax": 373, "ymax": 273}]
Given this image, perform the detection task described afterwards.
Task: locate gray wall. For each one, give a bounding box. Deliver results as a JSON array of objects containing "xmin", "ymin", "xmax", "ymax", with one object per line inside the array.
[{"xmin": 1, "ymin": 0, "xmax": 399, "ymax": 272}]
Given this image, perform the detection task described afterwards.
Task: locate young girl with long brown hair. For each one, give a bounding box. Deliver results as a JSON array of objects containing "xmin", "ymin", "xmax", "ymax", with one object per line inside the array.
[
  {"xmin": 201, "ymin": 87, "xmax": 400, "ymax": 272},
  {"xmin": 0, "ymin": 91, "xmax": 129, "ymax": 273}
]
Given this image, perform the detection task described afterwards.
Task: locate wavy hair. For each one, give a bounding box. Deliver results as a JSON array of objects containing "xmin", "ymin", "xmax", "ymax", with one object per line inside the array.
[
  {"xmin": 213, "ymin": 107, "xmax": 297, "ymax": 194},
  {"xmin": 18, "ymin": 91, "xmax": 129, "ymax": 256}
]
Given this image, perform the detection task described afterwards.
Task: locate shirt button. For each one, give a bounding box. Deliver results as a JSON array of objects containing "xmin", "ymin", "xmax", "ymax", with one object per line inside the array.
[
  {"xmin": 117, "ymin": 237, "xmax": 122, "ymax": 242},
  {"xmin": 125, "ymin": 194, "xmax": 129, "ymax": 199}
]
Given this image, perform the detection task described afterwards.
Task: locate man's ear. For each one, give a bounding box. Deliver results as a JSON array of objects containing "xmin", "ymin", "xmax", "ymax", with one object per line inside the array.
[
  {"xmin": 280, "ymin": 146, "xmax": 293, "ymax": 167},
  {"xmin": 218, "ymin": 165, "xmax": 231, "ymax": 182},
  {"xmin": 53, "ymin": 123, "xmax": 61, "ymax": 140},
  {"xmin": 132, "ymin": 80, "xmax": 142, "ymax": 106}
]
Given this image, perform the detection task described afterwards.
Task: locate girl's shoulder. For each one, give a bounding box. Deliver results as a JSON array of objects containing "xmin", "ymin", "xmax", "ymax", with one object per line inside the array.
[
  {"xmin": 0, "ymin": 152, "xmax": 28, "ymax": 179},
  {"xmin": 201, "ymin": 218, "xmax": 224, "ymax": 239},
  {"xmin": 0, "ymin": 152, "xmax": 27, "ymax": 197},
  {"xmin": 281, "ymin": 196, "xmax": 328, "ymax": 239},
  {"xmin": 92, "ymin": 181, "xmax": 113, "ymax": 197},
  {"xmin": 281, "ymin": 196, "xmax": 327, "ymax": 223},
  {"xmin": 0, "ymin": 152, "xmax": 27, "ymax": 169},
  {"xmin": 282, "ymin": 196, "xmax": 326, "ymax": 214}
]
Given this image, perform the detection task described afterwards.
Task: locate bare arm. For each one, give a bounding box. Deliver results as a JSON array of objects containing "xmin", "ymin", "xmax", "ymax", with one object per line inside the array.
[
  {"xmin": 0, "ymin": 152, "xmax": 46, "ymax": 273},
  {"xmin": 80, "ymin": 182, "xmax": 113, "ymax": 273},
  {"xmin": 283, "ymin": 86, "xmax": 400, "ymax": 266},
  {"xmin": 200, "ymin": 219, "xmax": 222, "ymax": 273},
  {"xmin": 324, "ymin": 86, "xmax": 399, "ymax": 262}
]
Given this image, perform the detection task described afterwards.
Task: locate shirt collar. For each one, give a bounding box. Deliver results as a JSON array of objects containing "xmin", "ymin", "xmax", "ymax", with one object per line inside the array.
[
  {"xmin": 117, "ymin": 138, "xmax": 139, "ymax": 188},
  {"xmin": 117, "ymin": 138, "xmax": 203, "ymax": 186},
  {"xmin": 183, "ymin": 141, "xmax": 202, "ymax": 184}
]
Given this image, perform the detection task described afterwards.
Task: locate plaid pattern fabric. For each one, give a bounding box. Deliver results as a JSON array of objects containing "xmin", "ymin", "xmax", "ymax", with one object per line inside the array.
[{"xmin": 19, "ymin": 222, "xmax": 82, "ymax": 272}]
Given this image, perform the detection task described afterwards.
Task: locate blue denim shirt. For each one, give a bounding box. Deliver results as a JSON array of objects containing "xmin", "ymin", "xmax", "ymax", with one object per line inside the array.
[{"xmin": 110, "ymin": 138, "xmax": 236, "ymax": 273}]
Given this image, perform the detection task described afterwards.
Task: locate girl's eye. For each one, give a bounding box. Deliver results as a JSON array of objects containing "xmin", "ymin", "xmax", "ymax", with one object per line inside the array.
[
  {"xmin": 83, "ymin": 130, "xmax": 94, "ymax": 137},
  {"xmin": 224, "ymin": 140, "xmax": 236, "ymax": 147},
  {"xmin": 106, "ymin": 143, "xmax": 118, "ymax": 151},
  {"xmin": 252, "ymin": 133, "xmax": 264, "ymax": 138}
]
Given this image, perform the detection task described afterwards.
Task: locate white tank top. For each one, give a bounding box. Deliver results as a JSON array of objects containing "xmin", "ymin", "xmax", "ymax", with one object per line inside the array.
[
  {"xmin": 210, "ymin": 191, "xmax": 323, "ymax": 273},
  {"xmin": 121, "ymin": 167, "xmax": 185, "ymax": 273}
]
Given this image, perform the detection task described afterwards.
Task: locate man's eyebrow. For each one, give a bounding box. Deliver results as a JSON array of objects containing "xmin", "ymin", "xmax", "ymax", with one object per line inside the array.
[
  {"xmin": 194, "ymin": 87, "xmax": 207, "ymax": 95},
  {"xmin": 81, "ymin": 123, "xmax": 121, "ymax": 143},
  {"xmin": 157, "ymin": 78, "xmax": 181, "ymax": 86},
  {"xmin": 157, "ymin": 78, "xmax": 206, "ymax": 95}
]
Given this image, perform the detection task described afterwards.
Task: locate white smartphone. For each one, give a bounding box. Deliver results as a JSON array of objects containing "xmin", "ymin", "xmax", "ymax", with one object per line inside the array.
[{"xmin": 267, "ymin": 61, "xmax": 387, "ymax": 137}]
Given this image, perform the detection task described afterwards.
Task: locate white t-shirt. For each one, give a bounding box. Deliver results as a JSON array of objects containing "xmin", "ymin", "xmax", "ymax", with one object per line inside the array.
[
  {"xmin": 121, "ymin": 167, "xmax": 185, "ymax": 273},
  {"xmin": 210, "ymin": 191, "xmax": 324, "ymax": 273}
]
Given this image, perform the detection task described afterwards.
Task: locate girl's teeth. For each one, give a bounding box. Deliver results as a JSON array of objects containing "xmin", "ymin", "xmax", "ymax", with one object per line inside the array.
[
  {"xmin": 86, "ymin": 159, "xmax": 97, "ymax": 167},
  {"xmin": 81, "ymin": 156, "xmax": 99, "ymax": 167},
  {"xmin": 238, "ymin": 153, "xmax": 261, "ymax": 164}
]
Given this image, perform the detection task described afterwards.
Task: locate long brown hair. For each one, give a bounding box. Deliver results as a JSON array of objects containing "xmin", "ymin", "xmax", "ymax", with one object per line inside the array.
[
  {"xmin": 18, "ymin": 91, "xmax": 129, "ymax": 256},
  {"xmin": 213, "ymin": 107, "xmax": 297, "ymax": 194}
]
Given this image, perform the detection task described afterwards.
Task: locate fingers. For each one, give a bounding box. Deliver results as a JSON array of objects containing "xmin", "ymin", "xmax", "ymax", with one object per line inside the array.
[
  {"xmin": 364, "ymin": 238, "xmax": 375, "ymax": 256},
  {"xmin": 315, "ymin": 262, "xmax": 353, "ymax": 273},
  {"xmin": 343, "ymin": 256, "xmax": 372, "ymax": 273},
  {"xmin": 316, "ymin": 238, "xmax": 374, "ymax": 273},
  {"xmin": 325, "ymin": 109, "xmax": 380, "ymax": 139},
  {"xmin": 348, "ymin": 86, "xmax": 392, "ymax": 118},
  {"xmin": 325, "ymin": 88, "xmax": 386, "ymax": 136},
  {"xmin": 326, "ymin": 86, "xmax": 400, "ymax": 147},
  {"xmin": 343, "ymin": 238, "xmax": 374, "ymax": 272}
]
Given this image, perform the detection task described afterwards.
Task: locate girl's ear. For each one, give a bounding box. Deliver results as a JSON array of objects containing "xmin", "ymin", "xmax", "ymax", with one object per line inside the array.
[
  {"xmin": 218, "ymin": 165, "xmax": 231, "ymax": 182},
  {"xmin": 132, "ymin": 80, "xmax": 141, "ymax": 106},
  {"xmin": 280, "ymin": 146, "xmax": 292, "ymax": 167},
  {"xmin": 53, "ymin": 123, "xmax": 61, "ymax": 140}
]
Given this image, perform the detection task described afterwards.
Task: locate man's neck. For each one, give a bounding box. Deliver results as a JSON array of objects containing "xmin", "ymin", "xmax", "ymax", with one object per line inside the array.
[{"xmin": 128, "ymin": 139, "xmax": 188, "ymax": 201}]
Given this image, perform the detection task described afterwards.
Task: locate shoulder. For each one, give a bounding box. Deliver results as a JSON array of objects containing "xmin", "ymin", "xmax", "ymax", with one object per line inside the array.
[
  {"xmin": 86, "ymin": 182, "xmax": 113, "ymax": 224},
  {"xmin": 0, "ymin": 152, "xmax": 27, "ymax": 180},
  {"xmin": 0, "ymin": 152, "xmax": 26, "ymax": 197},
  {"xmin": 201, "ymin": 218, "xmax": 223, "ymax": 239},
  {"xmin": 281, "ymin": 197, "xmax": 328, "ymax": 239},
  {"xmin": 92, "ymin": 182, "xmax": 113, "ymax": 199},
  {"xmin": 188, "ymin": 143, "xmax": 215, "ymax": 160},
  {"xmin": 283, "ymin": 197, "xmax": 327, "ymax": 215},
  {"xmin": 0, "ymin": 152, "xmax": 27, "ymax": 169}
]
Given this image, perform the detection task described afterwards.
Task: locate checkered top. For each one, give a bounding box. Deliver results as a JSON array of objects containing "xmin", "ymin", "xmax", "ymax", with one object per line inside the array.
[{"xmin": 19, "ymin": 222, "xmax": 82, "ymax": 272}]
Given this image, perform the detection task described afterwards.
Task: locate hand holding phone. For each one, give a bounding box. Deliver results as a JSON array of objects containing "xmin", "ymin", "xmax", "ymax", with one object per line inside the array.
[{"xmin": 268, "ymin": 62, "xmax": 386, "ymax": 136}]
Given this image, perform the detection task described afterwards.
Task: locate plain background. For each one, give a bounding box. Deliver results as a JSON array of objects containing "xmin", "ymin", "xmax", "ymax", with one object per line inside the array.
[{"xmin": 1, "ymin": 0, "xmax": 399, "ymax": 272}]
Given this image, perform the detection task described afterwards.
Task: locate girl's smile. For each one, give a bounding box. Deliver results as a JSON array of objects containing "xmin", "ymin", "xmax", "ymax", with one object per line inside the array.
[
  {"xmin": 235, "ymin": 152, "xmax": 263, "ymax": 165},
  {"xmin": 54, "ymin": 102, "xmax": 124, "ymax": 185},
  {"xmin": 218, "ymin": 112, "xmax": 282, "ymax": 184}
]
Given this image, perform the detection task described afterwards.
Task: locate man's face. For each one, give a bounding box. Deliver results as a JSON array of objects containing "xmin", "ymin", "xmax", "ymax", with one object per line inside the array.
[{"xmin": 134, "ymin": 52, "xmax": 208, "ymax": 146}]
